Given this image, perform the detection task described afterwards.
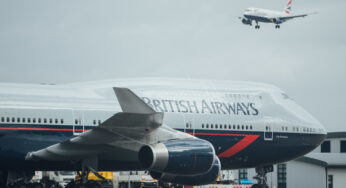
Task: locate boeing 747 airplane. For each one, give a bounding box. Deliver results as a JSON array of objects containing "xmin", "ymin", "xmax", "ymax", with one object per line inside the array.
[
  {"xmin": 239, "ymin": 0, "xmax": 316, "ymax": 29},
  {"xmin": 0, "ymin": 78, "xmax": 326, "ymax": 188}
]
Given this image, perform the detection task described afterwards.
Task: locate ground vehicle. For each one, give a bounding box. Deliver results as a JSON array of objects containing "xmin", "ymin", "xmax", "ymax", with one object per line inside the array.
[
  {"xmin": 31, "ymin": 171, "xmax": 75, "ymax": 188},
  {"xmin": 68, "ymin": 171, "xmax": 113, "ymax": 188}
]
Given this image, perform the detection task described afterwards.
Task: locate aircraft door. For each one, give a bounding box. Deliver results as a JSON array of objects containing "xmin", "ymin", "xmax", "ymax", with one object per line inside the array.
[
  {"xmin": 72, "ymin": 110, "xmax": 85, "ymax": 135},
  {"xmin": 183, "ymin": 113, "xmax": 195, "ymax": 135},
  {"xmin": 264, "ymin": 123, "xmax": 273, "ymax": 141}
]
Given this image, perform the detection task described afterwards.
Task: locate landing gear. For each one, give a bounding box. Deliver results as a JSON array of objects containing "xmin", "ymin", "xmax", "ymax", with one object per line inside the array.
[
  {"xmin": 255, "ymin": 21, "xmax": 260, "ymax": 29},
  {"xmin": 252, "ymin": 165, "xmax": 273, "ymax": 188},
  {"xmin": 275, "ymin": 25, "xmax": 280, "ymax": 29},
  {"xmin": 66, "ymin": 158, "xmax": 111, "ymax": 188}
]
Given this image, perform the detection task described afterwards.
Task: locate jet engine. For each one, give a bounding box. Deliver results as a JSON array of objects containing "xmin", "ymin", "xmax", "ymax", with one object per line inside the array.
[
  {"xmin": 242, "ymin": 18, "xmax": 252, "ymax": 25},
  {"xmin": 149, "ymin": 156, "xmax": 221, "ymax": 185},
  {"xmin": 273, "ymin": 18, "xmax": 283, "ymax": 24},
  {"xmin": 138, "ymin": 138, "xmax": 215, "ymax": 175}
]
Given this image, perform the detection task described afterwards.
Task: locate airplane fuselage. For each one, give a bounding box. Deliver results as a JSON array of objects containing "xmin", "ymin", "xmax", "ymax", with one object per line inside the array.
[
  {"xmin": 0, "ymin": 79, "xmax": 326, "ymax": 171},
  {"xmin": 243, "ymin": 8, "xmax": 288, "ymax": 23}
]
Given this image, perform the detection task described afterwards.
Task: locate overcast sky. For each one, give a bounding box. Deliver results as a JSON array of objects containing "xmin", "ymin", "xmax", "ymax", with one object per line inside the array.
[{"xmin": 0, "ymin": 0, "xmax": 345, "ymax": 132}]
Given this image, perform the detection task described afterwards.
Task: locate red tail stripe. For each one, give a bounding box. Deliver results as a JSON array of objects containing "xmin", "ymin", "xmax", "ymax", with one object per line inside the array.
[{"xmin": 287, "ymin": 0, "xmax": 292, "ymax": 6}]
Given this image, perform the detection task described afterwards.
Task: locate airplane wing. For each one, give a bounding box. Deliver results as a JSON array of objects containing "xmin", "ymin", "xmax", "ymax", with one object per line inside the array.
[
  {"xmin": 269, "ymin": 12, "xmax": 317, "ymax": 22},
  {"xmin": 279, "ymin": 13, "xmax": 308, "ymax": 21},
  {"xmin": 25, "ymin": 87, "xmax": 193, "ymax": 161}
]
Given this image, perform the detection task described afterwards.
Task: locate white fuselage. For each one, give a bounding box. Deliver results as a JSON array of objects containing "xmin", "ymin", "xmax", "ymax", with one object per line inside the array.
[
  {"xmin": 244, "ymin": 8, "xmax": 288, "ymax": 23},
  {"xmin": 0, "ymin": 78, "xmax": 325, "ymax": 136},
  {"xmin": 0, "ymin": 78, "xmax": 326, "ymax": 171}
]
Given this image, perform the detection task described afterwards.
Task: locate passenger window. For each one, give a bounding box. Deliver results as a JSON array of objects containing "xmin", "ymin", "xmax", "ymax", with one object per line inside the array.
[
  {"xmin": 17, "ymin": 117, "xmax": 20, "ymax": 123},
  {"xmin": 233, "ymin": 125, "xmax": 236, "ymax": 129},
  {"xmin": 186, "ymin": 123, "xmax": 189, "ymax": 128},
  {"xmin": 93, "ymin": 120, "xmax": 96, "ymax": 125},
  {"xmin": 6, "ymin": 117, "xmax": 9, "ymax": 122},
  {"xmin": 237, "ymin": 125, "xmax": 240, "ymax": 130},
  {"xmin": 12, "ymin": 117, "xmax": 15, "ymax": 122},
  {"xmin": 229, "ymin": 125, "xmax": 232, "ymax": 129},
  {"xmin": 75, "ymin": 119, "xmax": 79, "ymax": 125},
  {"xmin": 44, "ymin": 118, "xmax": 47, "ymax": 123},
  {"xmin": 224, "ymin": 125, "xmax": 227, "ymax": 129},
  {"xmin": 1, "ymin": 117, "xmax": 3, "ymax": 122},
  {"xmin": 206, "ymin": 124, "xmax": 209, "ymax": 128},
  {"xmin": 38, "ymin": 118, "xmax": 41, "ymax": 123},
  {"xmin": 250, "ymin": 125, "xmax": 253, "ymax": 130},
  {"xmin": 246, "ymin": 125, "xmax": 248, "ymax": 130},
  {"xmin": 202, "ymin": 124, "xmax": 204, "ymax": 128},
  {"xmin": 49, "ymin": 118, "xmax": 52, "ymax": 124},
  {"xmin": 28, "ymin": 118, "xmax": 31, "ymax": 123},
  {"xmin": 55, "ymin": 119, "xmax": 58, "ymax": 124},
  {"xmin": 211, "ymin": 124, "xmax": 214, "ymax": 128},
  {"xmin": 33, "ymin": 118, "xmax": 36, "ymax": 123},
  {"xmin": 242, "ymin": 125, "xmax": 244, "ymax": 130},
  {"xmin": 215, "ymin": 124, "xmax": 218, "ymax": 129},
  {"xmin": 61, "ymin": 119, "xmax": 64, "ymax": 124},
  {"xmin": 22, "ymin": 118, "xmax": 26, "ymax": 123}
]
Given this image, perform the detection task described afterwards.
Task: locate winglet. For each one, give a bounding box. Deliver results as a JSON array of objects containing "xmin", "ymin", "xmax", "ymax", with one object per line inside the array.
[{"xmin": 113, "ymin": 87, "xmax": 156, "ymax": 114}]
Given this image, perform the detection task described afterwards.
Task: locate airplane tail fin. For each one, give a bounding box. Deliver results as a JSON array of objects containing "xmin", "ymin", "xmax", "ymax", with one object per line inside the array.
[{"xmin": 284, "ymin": 0, "xmax": 292, "ymax": 14}]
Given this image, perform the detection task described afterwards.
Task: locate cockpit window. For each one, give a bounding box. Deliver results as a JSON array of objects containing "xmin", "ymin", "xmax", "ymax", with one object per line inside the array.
[{"xmin": 281, "ymin": 93, "xmax": 289, "ymax": 99}]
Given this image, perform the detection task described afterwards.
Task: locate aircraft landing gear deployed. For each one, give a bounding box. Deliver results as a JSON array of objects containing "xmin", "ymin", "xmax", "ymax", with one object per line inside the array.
[
  {"xmin": 275, "ymin": 25, "xmax": 281, "ymax": 29},
  {"xmin": 255, "ymin": 21, "xmax": 260, "ymax": 29},
  {"xmin": 252, "ymin": 165, "xmax": 273, "ymax": 188}
]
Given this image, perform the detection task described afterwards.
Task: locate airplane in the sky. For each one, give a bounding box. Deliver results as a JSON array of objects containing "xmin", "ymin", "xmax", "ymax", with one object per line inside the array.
[
  {"xmin": 0, "ymin": 78, "xmax": 326, "ymax": 188},
  {"xmin": 239, "ymin": 0, "xmax": 316, "ymax": 29}
]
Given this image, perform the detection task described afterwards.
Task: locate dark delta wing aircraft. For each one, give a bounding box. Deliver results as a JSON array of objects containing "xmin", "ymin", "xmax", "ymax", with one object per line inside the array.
[
  {"xmin": 0, "ymin": 78, "xmax": 326, "ymax": 188},
  {"xmin": 239, "ymin": 0, "xmax": 316, "ymax": 29}
]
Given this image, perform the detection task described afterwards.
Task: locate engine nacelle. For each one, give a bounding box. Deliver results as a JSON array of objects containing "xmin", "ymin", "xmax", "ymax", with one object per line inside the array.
[
  {"xmin": 138, "ymin": 139, "xmax": 215, "ymax": 175},
  {"xmin": 273, "ymin": 18, "xmax": 282, "ymax": 24},
  {"xmin": 149, "ymin": 156, "xmax": 221, "ymax": 185},
  {"xmin": 242, "ymin": 18, "xmax": 251, "ymax": 25}
]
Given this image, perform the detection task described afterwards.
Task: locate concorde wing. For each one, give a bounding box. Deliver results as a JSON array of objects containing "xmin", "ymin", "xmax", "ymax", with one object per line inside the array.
[{"xmin": 25, "ymin": 87, "xmax": 193, "ymax": 161}]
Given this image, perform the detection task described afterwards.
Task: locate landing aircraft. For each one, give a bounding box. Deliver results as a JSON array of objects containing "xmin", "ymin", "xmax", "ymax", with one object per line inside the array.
[
  {"xmin": 239, "ymin": 0, "xmax": 316, "ymax": 29},
  {"xmin": 0, "ymin": 78, "xmax": 326, "ymax": 188}
]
